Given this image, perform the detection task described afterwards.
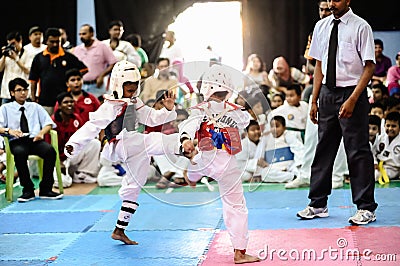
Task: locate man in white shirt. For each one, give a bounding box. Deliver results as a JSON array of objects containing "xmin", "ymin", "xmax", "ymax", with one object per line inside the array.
[
  {"xmin": 23, "ymin": 26, "xmax": 47, "ymax": 68},
  {"xmin": 297, "ymin": 0, "xmax": 378, "ymax": 225},
  {"xmin": 102, "ymin": 20, "xmax": 141, "ymax": 66}
]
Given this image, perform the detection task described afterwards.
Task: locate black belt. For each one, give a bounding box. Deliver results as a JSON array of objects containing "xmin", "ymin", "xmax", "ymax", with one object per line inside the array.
[{"xmin": 83, "ymin": 80, "xmax": 97, "ymax": 85}]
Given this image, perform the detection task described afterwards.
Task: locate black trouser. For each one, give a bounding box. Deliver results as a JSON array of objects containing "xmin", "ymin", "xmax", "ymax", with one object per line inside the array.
[
  {"xmin": 309, "ymin": 85, "xmax": 378, "ymax": 212},
  {"xmin": 10, "ymin": 137, "xmax": 56, "ymax": 194}
]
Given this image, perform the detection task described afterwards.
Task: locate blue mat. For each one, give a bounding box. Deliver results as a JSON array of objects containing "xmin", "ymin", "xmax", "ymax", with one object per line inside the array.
[
  {"xmin": 91, "ymin": 203, "xmax": 222, "ymax": 232},
  {"xmin": 57, "ymin": 231, "xmax": 213, "ymax": 261},
  {"xmin": 1, "ymin": 195, "xmax": 121, "ymax": 213},
  {"xmin": 0, "ymin": 211, "xmax": 105, "ymax": 234},
  {"xmin": 0, "ymin": 233, "xmax": 80, "ymax": 261}
]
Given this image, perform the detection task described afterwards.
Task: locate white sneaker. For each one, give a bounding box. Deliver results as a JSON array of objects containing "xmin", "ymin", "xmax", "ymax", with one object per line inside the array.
[
  {"xmin": 297, "ymin": 206, "xmax": 329, "ymax": 219},
  {"xmin": 285, "ymin": 178, "xmax": 310, "ymax": 189},
  {"xmin": 348, "ymin": 209, "xmax": 376, "ymax": 225}
]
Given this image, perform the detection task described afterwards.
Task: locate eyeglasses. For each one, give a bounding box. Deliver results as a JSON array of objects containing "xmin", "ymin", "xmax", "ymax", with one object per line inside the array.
[
  {"xmin": 320, "ymin": 7, "xmax": 331, "ymax": 12},
  {"xmin": 14, "ymin": 88, "xmax": 29, "ymax": 92}
]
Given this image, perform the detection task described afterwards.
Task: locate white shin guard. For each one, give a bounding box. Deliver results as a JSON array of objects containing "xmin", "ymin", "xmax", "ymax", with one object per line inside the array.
[{"xmin": 116, "ymin": 201, "xmax": 139, "ymax": 229}]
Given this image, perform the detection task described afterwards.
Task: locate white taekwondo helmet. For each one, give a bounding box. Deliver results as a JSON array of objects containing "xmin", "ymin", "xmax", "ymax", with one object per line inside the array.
[
  {"xmin": 200, "ymin": 64, "xmax": 234, "ymax": 101},
  {"xmin": 109, "ymin": 60, "xmax": 141, "ymax": 99}
]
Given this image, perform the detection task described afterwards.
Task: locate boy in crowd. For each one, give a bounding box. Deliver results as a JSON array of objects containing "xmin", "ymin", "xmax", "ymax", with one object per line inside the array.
[
  {"xmin": 271, "ymin": 83, "xmax": 308, "ymax": 141},
  {"xmin": 52, "ymin": 92, "xmax": 100, "ymax": 185},
  {"xmin": 54, "ymin": 69, "xmax": 101, "ymax": 123},
  {"xmin": 237, "ymin": 117, "xmax": 304, "ymax": 183},
  {"xmin": 368, "ymin": 114, "xmax": 381, "ymax": 147},
  {"xmin": 373, "ymin": 112, "xmax": 400, "ymax": 183}
]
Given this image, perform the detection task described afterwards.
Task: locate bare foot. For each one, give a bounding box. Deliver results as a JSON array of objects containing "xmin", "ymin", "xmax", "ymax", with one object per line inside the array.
[
  {"xmin": 234, "ymin": 249, "xmax": 260, "ymax": 264},
  {"xmin": 111, "ymin": 227, "xmax": 138, "ymax": 245}
]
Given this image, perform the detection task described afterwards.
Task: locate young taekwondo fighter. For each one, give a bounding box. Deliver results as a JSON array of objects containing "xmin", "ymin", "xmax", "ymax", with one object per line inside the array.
[
  {"xmin": 65, "ymin": 60, "xmax": 179, "ymax": 244},
  {"xmin": 179, "ymin": 65, "xmax": 260, "ymax": 264}
]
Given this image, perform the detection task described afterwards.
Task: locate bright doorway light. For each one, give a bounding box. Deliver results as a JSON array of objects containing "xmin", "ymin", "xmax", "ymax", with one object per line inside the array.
[{"xmin": 168, "ymin": 1, "xmax": 243, "ymax": 71}]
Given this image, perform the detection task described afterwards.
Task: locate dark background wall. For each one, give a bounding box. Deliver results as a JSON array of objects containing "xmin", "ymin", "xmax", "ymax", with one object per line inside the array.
[{"xmin": 0, "ymin": 0, "xmax": 399, "ymax": 70}]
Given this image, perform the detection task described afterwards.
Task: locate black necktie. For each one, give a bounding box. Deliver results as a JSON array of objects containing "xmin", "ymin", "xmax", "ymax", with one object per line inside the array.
[
  {"xmin": 326, "ymin": 19, "xmax": 340, "ymax": 88},
  {"xmin": 20, "ymin": 106, "xmax": 29, "ymax": 133}
]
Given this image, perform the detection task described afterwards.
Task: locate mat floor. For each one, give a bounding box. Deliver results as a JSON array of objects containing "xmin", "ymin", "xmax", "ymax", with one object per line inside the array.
[{"xmin": 1, "ymin": 181, "xmax": 399, "ymax": 265}]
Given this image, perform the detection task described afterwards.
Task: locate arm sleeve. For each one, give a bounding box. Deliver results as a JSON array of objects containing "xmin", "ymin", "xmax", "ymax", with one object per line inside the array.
[
  {"xmin": 65, "ymin": 101, "xmax": 120, "ymax": 157},
  {"xmin": 178, "ymin": 109, "xmax": 202, "ymax": 139},
  {"xmin": 136, "ymin": 98, "xmax": 177, "ymax": 126}
]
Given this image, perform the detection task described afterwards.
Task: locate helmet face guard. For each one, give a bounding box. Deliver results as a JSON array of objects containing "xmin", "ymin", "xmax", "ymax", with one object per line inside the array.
[
  {"xmin": 109, "ymin": 60, "xmax": 141, "ymax": 99},
  {"xmin": 200, "ymin": 65, "xmax": 233, "ymax": 101}
]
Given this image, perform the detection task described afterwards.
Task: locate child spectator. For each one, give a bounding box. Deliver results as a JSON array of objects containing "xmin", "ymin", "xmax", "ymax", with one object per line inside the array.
[
  {"xmin": 54, "ymin": 69, "xmax": 101, "ymax": 123},
  {"xmin": 52, "ymin": 92, "xmax": 100, "ymax": 185},
  {"xmin": 369, "ymin": 83, "xmax": 388, "ymax": 105},
  {"xmin": 369, "ymin": 102, "xmax": 386, "ymax": 134},
  {"xmin": 237, "ymin": 117, "xmax": 304, "ymax": 183},
  {"xmin": 373, "ymin": 112, "xmax": 400, "ymax": 183},
  {"xmin": 262, "ymin": 116, "xmax": 304, "ymax": 182},
  {"xmin": 270, "ymin": 93, "xmax": 284, "ymax": 110},
  {"xmin": 236, "ymin": 120, "xmax": 264, "ymax": 182},
  {"xmin": 271, "ymin": 83, "xmax": 308, "ymax": 141},
  {"xmin": 368, "ymin": 114, "xmax": 381, "ymax": 147},
  {"xmin": 245, "ymin": 94, "xmax": 267, "ymax": 132}
]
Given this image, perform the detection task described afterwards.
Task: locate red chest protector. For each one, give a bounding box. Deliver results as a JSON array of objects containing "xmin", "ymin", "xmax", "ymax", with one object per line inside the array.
[{"xmin": 194, "ymin": 102, "xmax": 242, "ymax": 155}]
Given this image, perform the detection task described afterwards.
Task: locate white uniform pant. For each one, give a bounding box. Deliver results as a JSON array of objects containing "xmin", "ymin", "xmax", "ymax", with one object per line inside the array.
[
  {"xmin": 299, "ymin": 97, "xmax": 348, "ymax": 182},
  {"xmin": 105, "ymin": 131, "xmax": 179, "ymax": 202},
  {"xmin": 189, "ymin": 150, "xmax": 249, "ymax": 250}
]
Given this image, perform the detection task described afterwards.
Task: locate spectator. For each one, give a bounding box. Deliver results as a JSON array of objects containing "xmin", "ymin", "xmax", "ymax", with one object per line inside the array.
[
  {"xmin": 59, "ymin": 28, "xmax": 73, "ymax": 52},
  {"xmin": 0, "ymin": 31, "xmax": 30, "ymax": 104},
  {"xmin": 102, "ymin": 20, "xmax": 141, "ymax": 66},
  {"xmin": 23, "ymin": 26, "xmax": 47, "ymax": 69},
  {"xmin": 370, "ymin": 83, "xmax": 389, "ymax": 105},
  {"xmin": 243, "ymin": 53, "xmax": 271, "ymax": 91},
  {"xmin": 386, "ymin": 52, "xmax": 400, "ymax": 94},
  {"xmin": 29, "ymin": 28, "xmax": 87, "ymax": 114},
  {"xmin": 140, "ymin": 57, "xmax": 178, "ymax": 103},
  {"xmin": 54, "ymin": 68, "xmax": 101, "ymax": 123},
  {"xmin": 303, "ymin": 0, "xmax": 332, "ymax": 77},
  {"xmin": 125, "ymin": 33, "xmax": 148, "ymax": 69},
  {"xmin": 368, "ymin": 114, "xmax": 381, "ymax": 147},
  {"xmin": 373, "ymin": 112, "xmax": 400, "ymax": 183},
  {"xmin": 270, "ymin": 93, "xmax": 284, "ymax": 110},
  {"xmin": 52, "ymin": 92, "xmax": 100, "ymax": 184},
  {"xmin": 159, "ymin": 30, "xmax": 183, "ymax": 64},
  {"xmin": 0, "ymin": 78, "xmax": 62, "ymax": 202},
  {"xmin": 271, "ymin": 84, "xmax": 308, "ymax": 141},
  {"xmin": 372, "ymin": 39, "xmax": 392, "ymax": 84},
  {"xmin": 73, "ymin": 24, "xmax": 117, "ymax": 98},
  {"xmin": 268, "ymin": 56, "xmax": 310, "ymax": 94}
]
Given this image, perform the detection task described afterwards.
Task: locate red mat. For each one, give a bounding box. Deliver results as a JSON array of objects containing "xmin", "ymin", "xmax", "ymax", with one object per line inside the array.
[{"xmin": 201, "ymin": 227, "xmax": 400, "ymax": 265}]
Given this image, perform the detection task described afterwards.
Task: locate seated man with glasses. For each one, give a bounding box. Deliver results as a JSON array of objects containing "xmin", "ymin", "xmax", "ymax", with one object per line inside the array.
[{"xmin": 0, "ymin": 77, "xmax": 63, "ymax": 202}]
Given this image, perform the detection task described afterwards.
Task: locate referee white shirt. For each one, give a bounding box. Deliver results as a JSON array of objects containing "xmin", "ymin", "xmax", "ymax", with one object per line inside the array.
[{"xmin": 309, "ymin": 8, "xmax": 375, "ymax": 87}]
